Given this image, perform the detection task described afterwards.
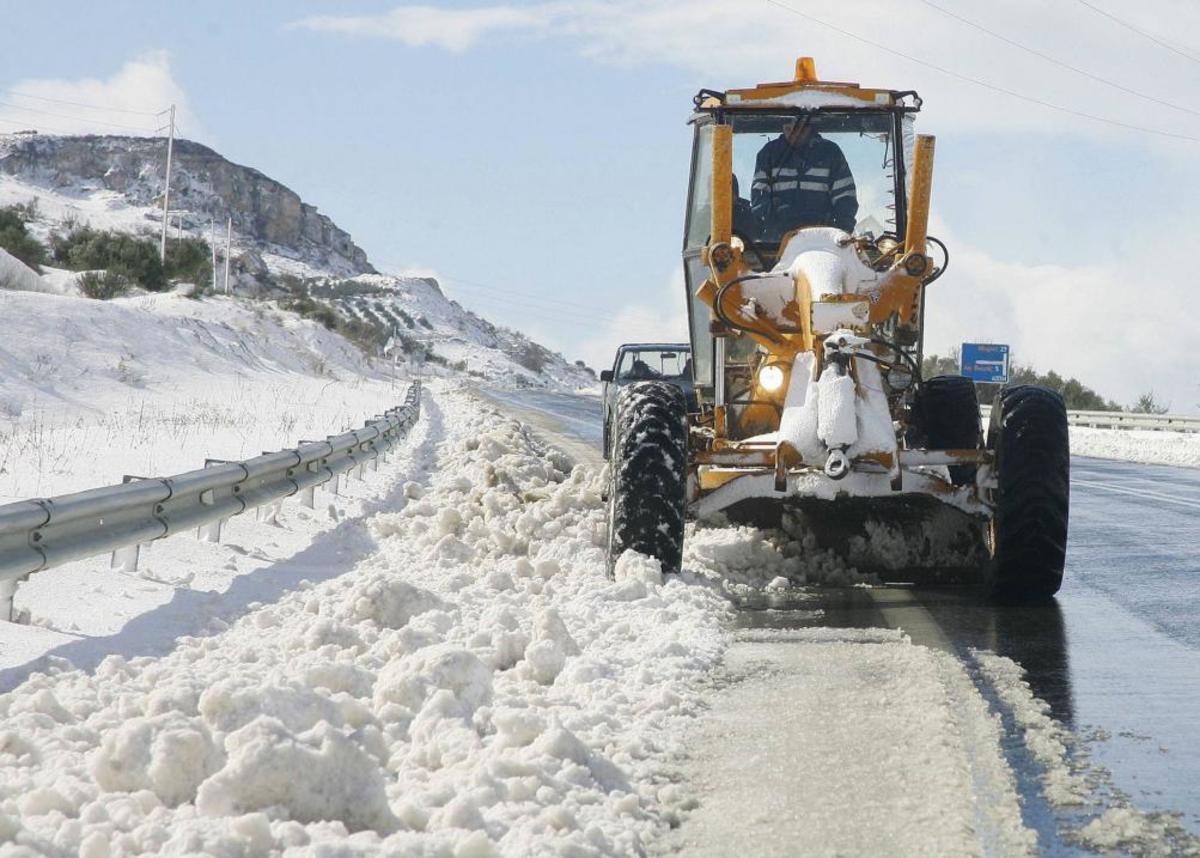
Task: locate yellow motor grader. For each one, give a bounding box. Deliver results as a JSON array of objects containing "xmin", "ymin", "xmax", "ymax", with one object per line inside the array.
[{"xmin": 605, "ymin": 59, "xmax": 1070, "ymax": 601}]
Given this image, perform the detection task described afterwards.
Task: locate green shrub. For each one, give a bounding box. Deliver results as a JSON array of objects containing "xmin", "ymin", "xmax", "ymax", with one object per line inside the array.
[
  {"xmin": 0, "ymin": 206, "xmax": 47, "ymax": 271},
  {"xmin": 164, "ymin": 236, "xmax": 213, "ymax": 289},
  {"xmin": 77, "ymin": 270, "xmax": 133, "ymax": 300},
  {"xmin": 282, "ymin": 294, "xmax": 340, "ymax": 330},
  {"xmin": 50, "ymin": 227, "xmax": 165, "ymax": 291}
]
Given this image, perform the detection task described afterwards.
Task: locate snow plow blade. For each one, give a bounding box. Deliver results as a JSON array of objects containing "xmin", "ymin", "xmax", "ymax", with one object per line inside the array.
[{"xmin": 722, "ymin": 494, "xmax": 989, "ymax": 585}]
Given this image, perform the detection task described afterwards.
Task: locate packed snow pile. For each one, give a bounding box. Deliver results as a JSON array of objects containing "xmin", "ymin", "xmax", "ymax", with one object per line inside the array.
[
  {"xmin": 0, "ymin": 248, "xmax": 48, "ymax": 294},
  {"xmin": 0, "ymin": 388, "xmax": 730, "ymax": 856},
  {"xmin": 1070, "ymin": 425, "xmax": 1200, "ymax": 469}
]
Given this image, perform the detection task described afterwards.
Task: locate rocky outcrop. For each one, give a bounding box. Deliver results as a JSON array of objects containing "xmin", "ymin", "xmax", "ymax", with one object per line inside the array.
[{"xmin": 0, "ymin": 134, "xmax": 374, "ymax": 275}]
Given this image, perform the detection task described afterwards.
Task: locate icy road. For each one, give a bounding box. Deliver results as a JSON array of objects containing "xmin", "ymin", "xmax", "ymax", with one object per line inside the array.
[
  {"xmin": 1, "ymin": 384, "xmax": 1198, "ymax": 856},
  {"xmin": 484, "ymin": 388, "xmax": 1200, "ymax": 857}
]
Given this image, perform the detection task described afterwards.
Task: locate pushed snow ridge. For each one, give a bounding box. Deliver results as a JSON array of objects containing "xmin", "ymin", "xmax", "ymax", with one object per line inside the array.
[{"xmin": 0, "ymin": 386, "xmax": 728, "ymax": 856}]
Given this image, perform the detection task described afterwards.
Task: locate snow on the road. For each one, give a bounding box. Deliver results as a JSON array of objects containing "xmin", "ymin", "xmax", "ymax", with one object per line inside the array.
[
  {"xmin": 1070, "ymin": 425, "xmax": 1200, "ymax": 469},
  {"xmin": 658, "ymin": 629, "xmax": 1036, "ymax": 857},
  {"xmin": 975, "ymin": 651, "xmax": 1200, "ymax": 857},
  {"xmin": 0, "ymin": 388, "xmax": 730, "ymax": 856},
  {"xmin": 6, "ymin": 375, "xmax": 1199, "ymax": 855}
]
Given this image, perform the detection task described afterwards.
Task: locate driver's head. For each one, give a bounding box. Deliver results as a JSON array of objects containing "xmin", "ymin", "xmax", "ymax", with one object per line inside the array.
[{"xmin": 782, "ymin": 118, "xmax": 814, "ymax": 146}]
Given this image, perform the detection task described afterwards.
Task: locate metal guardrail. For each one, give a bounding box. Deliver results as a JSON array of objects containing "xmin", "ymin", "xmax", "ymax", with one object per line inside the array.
[
  {"xmin": 980, "ymin": 404, "xmax": 1200, "ymax": 433},
  {"xmin": 0, "ymin": 382, "xmax": 422, "ymax": 621}
]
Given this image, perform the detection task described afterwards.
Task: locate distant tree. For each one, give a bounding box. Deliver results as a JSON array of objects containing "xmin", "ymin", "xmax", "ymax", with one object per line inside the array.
[
  {"xmin": 922, "ymin": 353, "xmax": 1121, "ymax": 410},
  {"xmin": 1130, "ymin": 390, "xmax": 1170, "ymax": 414},
  {"xmin": 0, "ymin": 206, "xmax": 47, "ymax": 271}
]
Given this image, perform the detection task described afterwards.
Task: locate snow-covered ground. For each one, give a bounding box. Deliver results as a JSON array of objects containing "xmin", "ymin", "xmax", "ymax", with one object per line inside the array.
[
  {"xmin": 4, "ymin": 383, "xmax": 1195, "ymax": 855},
  {"xmin": 0, "ymin": 286, "xmax": 406, "ymax": 502},
  {"xmin": 0, "ymin": 385, "xmax": 731, "ymax": 855},
  {"xmin": 1070, "ymin": 425, "xmax": 1200, "ymax": 469}
]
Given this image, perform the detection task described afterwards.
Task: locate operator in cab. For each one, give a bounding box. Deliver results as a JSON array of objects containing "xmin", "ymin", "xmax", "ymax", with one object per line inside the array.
[{"xmin": 751, "ymin": 117, "xmax": 858, "ymax": 241}]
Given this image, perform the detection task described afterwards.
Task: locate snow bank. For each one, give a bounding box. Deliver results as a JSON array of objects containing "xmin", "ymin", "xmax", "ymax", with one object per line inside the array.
[
  {"xmin": 0, "ymin": 247, "xmax": 46, "ymax": 294},
  {"xmin": 0, "ymin": 387, "xmax": 729, "ymax": 855},
  {"xmin": 1071, "ymin": 426, "xmax": 1200, "ymax": 469},
  {"xmin": 0, "ymin": 287, "xmax": 403, "ymax": 500}
]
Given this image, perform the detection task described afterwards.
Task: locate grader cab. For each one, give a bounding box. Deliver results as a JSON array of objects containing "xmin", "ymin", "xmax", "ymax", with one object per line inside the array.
[{"xmin": 605, "ymin": 59, "xmax": 1070, "ymax": 602}]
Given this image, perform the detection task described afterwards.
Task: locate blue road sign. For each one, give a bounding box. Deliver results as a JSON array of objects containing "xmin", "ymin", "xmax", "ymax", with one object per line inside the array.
[{"xmin": 960, "ymin": 343, "xmax": 1010, "ymax": 383}]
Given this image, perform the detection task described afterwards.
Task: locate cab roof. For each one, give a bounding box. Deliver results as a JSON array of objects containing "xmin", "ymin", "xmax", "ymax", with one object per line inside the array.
[{"xmin": 696, "ymin": 57, "xmax": 919, "ymax": 112}]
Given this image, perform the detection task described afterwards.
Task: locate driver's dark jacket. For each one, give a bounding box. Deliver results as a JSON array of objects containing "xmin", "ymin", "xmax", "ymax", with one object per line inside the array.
[{"xmin": 751, "ymin": 133, "xmax": 858, "ymax": 239}]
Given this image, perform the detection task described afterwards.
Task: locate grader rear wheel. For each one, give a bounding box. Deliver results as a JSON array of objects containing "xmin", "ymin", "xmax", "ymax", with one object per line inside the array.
[{"xmin": 985, "ymin": 385, "xmax": 1070, "ymax": 601}]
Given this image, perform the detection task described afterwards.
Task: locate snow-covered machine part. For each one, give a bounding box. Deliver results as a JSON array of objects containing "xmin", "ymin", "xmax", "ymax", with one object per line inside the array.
[{"xmin": 605, "ymin": 56, "xmax": 1071, "ymax": 599}]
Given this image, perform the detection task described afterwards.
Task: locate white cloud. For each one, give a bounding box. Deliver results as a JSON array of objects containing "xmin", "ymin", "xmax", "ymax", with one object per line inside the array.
[
  {"xmin": 289, "ymin": 0, "xmax": 1200, "ymax": 144},
  {"xmin": 297, "ymin": 2, "xmax": 1200, "ymax": 410},
  {"xmin": 289, "ymin": 5, "xmax": 550, "ymax": 52},
  {"xmin": 925, "ymin": 233, "xmax": 1200, "ymax": 411},
  {"xmin": 573, "ymin": 267, "xmax": 691, "ymax": 373},
  {"xmin": 0, "ymin": 52, "xmax": 201, "ymax": 140}
]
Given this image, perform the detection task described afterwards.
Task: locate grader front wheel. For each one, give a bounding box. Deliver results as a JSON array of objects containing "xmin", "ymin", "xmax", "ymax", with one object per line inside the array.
[{"xmin": 605, "ymin": 381, "xmax": 687, "ymax": 576}]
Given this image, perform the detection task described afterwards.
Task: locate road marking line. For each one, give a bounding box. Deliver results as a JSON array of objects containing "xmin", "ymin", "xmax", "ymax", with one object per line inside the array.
[{"xmin": 1071, "ymin": 478, "xmax": 1200, "ymax": 511}]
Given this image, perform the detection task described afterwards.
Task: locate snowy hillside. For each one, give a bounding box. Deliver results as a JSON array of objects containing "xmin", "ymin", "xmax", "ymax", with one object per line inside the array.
[
  {"xmin": 0, "ymin": 286, "xmax": 406, "ymax": 502},
  {"xmin": 314, "ymin": 275, "xmax": 591, "ymax": 389},
  {"xmin": 0, "ymin": 132, "xmax": 595, "ymax": 390},
  {"xmin": 0, "ymin": 134, "xmax": 371, "ymax": 278}
]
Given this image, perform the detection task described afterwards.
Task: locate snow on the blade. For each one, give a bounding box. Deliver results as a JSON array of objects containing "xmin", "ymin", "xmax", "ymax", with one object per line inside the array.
[{"xmin": 0, "ymin": 388, "xmax": 729, "ymax": 856}]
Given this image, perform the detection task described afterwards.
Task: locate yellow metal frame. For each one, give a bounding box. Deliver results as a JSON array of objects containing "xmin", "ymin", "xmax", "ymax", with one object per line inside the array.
[{"xmin": 690, "ymin": 58, "xmax": 939, "ymax": 492}]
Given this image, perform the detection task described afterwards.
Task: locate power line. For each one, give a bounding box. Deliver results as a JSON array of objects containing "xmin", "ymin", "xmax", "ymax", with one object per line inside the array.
[
  {"xmin": 761, "ymin": 0, "xmax": 1200, "ymax": 143},
  {"xmin": 0, "ymin": 115, "xmax": 81, "ymax": 135},
  {"xmin": 437, "ymin": 272, "xmax": 626, "ymax": 320},
  {"xmin": 917, "ymin": 0, "xmax": 1200, "ymax": 119},
  {"xmin": 0, "ymin": 100, "xmax": 160, "ymax": 133},
  {"xmin": 1071, "ymin": 0, "xmax": 1200, "ymax": 67},
  {"xmin": 5, "ymin": 90, "xmax": 164, "ymax": 116}
]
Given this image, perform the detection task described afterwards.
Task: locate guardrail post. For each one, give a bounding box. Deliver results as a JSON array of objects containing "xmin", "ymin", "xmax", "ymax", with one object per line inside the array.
[
  {"xmin": 300, "ymin": 486, "xmax": 316, "ymax": 508},
  {"xmin": 111, "ymin": 542, "xmax": 141, "ymax": 574},
  {"xmin": 198, "ymin": 518, "xmax": 225, "ymax": 543},
  {"xmin": 0, "ymin": 580, "xmax": 16, "ymax": 622}
]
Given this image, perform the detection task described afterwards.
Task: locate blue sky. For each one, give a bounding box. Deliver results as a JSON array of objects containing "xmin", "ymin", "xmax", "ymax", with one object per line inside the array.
[{"xmin": 2, "ymin": 0, "xmax": 1199, "ymax": 410}]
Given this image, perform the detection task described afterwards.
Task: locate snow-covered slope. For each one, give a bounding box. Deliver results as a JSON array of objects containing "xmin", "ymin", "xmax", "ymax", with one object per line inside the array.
[
  {"xmin": 0, "ymin": 134, "xmax": 371, "ymax": 278},
  {"xmin": 0, "ymin": 133, "xmax": 595, "ymax": 390},
  {"xmin": 316, "ymin": 275, "xmax": 591, "ymax": 389},
  {"xmin": 0, "ymin": 286, "xmax": 407, "ymax": 502}
]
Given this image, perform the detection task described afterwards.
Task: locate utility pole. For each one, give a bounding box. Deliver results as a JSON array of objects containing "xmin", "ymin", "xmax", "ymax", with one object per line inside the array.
[
  {"xmin": 158, "ymin": 104, "xmax": 175, "ymax": 264},
  {"xmin": 210, "ymin": 218, "xmax": 217, "ymax": 294},
  {"xmin": 224, "ymin": 216, "xmax": 232, "ymax": 294}
]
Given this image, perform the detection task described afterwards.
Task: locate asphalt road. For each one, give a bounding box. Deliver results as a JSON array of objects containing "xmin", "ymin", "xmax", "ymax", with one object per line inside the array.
[{"xmin": 484, "ymin": 387, "xmax": 1200, "ymax": 845}]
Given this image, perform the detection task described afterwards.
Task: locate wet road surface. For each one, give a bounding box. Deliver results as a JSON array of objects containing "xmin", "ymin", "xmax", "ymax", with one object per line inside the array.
[{"xmin": 486, "ymin": 387, "xmax": 1200, "ymax": 844}]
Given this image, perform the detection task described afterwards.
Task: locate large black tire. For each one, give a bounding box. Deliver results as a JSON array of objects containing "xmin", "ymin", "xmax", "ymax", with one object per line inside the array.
[
  {"xmin": 606, "ymin": 381, "xmax": 687, "ymax": 576},
  {"xmin": 986, "ymin": 385, "xmax": 1070, "ymax": 601},
  {"xmin": 910, "ymin": 375, "xmax": 983, "ymax": 485}
]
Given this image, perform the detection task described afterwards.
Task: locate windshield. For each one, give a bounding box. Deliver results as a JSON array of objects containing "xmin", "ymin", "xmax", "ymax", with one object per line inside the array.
[
  {"xmin": 617, "ymin": 348, "xmax": 690, "ymax": 381},
  {"xmin": 728, "ymin": 111, "xmax": 901, "ymax": 244}
]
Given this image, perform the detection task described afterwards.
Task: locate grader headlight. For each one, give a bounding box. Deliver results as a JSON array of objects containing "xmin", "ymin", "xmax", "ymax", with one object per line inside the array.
[{"xmin": 758, "ymin": 363, "xmax": 787, "ymax": 392}]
